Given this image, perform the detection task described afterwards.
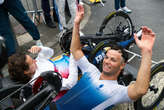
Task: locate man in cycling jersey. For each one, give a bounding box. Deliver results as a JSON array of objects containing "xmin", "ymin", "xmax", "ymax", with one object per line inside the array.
[{"xmin": 55, "ymin": 4, "xmax": 156, "ymax": 110}]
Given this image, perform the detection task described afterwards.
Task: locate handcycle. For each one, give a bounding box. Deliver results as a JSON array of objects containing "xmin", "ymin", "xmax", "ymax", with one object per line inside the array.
[
  {"xmin": 59, "ymin": 10, "xmax": 164, "ymax": 110},
  {"xmin": 0, "ymin": 10, "xmax": 164, "ymax": 110}
]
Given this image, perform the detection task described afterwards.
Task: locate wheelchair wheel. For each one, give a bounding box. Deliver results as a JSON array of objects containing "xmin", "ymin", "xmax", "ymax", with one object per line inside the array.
[
  {"xmin": 136, "ymin": 61, "xmax": 164, "ymax": 110},
  {"xmin": 98, "ymin": 11, "xmax": 134, "ymax": 42}
]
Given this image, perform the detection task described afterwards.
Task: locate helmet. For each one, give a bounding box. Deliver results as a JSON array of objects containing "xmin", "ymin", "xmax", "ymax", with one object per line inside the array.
[
  {"xmin": 58, "ymin": 29, "xmax": 72, "ymax": 53},
  {"xmin": 33, "ymin": 71, "xmax": 62, "ymax": 94}
]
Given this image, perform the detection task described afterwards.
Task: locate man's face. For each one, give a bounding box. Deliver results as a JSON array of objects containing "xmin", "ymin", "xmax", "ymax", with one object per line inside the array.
[
  {"xmin": 102, "ymin": 49, "xmax": 125, "ymax": 76},
  {"xmin": 24, "ymin": 55, "xmax": 37, "ymax": 77}
]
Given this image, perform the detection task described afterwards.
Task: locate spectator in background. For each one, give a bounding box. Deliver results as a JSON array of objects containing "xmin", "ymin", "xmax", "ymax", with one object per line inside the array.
[
  {"xmin": 56, "ymin": 0, "xmax": 76, "ymax": 31},
  {"xmin": 0, "ymin": 0, "xmax": 42, "ymax": 56},
  {"xmin": 115, "ymin": 0, "xmax": 132, "ymax": 13},
  {"xmin": 41, "ymin": 0, "xmax": 57, "ymax": 28}
]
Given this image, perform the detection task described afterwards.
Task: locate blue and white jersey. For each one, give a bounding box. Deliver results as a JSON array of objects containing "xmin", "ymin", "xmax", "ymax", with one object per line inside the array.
[{"xmin": 56, "ymin": 56, "xmax": 131, "ymax": 110}]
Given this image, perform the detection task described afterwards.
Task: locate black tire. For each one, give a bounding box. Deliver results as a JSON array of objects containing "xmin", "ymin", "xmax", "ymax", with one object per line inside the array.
[
  {"xmin": 58, "ymin": 29, "xmax": 72, "ymax": 53},
  {"xmin": 98, "ymin": 11, "xmax": 134, "ymax": 42},
  {"xmin": 136, "ymin": 61, "xmax": 164, "ymax": 110}
]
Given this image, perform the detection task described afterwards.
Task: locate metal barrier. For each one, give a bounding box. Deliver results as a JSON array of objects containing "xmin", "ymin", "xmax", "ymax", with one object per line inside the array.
[{"xmin": 21, "ymin": 0, "xmax": 48, "ymax": 24}]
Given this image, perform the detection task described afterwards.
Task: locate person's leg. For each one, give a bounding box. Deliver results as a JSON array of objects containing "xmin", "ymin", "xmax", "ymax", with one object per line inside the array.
[
  {"xmin": 53, "ymin": 0, "xmax": 63, "ymax": 30},
  {"xmin": 115, "ymin": 0, "xmax": 120, "ymax": 10},
  {"xmin": 5, "ymin": 0, "xmax": 40, "ymax": 40},
  {"xmin": 67, "ymin": 0, "xmax": 76, "ymax": 29},
  {"xmin": 120, "ymin": 0, "xmax": 132, "ymax": 13},
  {"xmin": 0, "ymin": 6, "xmax": 16, "ymax": 56},
  {"xmin": 41, "ymin": 0, "xmax": 51, "ymax": 21},
  {"xmin": 120, "ymin": 0, "xmax": 125, "ymax": 8},
  {"xmin": 56, "ymin": 0, "xmax": 66, "ymax": 30},
  {"xmin": 41, "ymin": 0, "xmax": 56, "ymax": 28},
  {"xmin": 52, "ymin": 0, "xmax": 58, "ymax": 22}
]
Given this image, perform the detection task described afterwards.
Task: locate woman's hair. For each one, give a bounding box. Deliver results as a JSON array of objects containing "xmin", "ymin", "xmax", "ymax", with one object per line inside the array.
[{"xmin": 8, "ymin": 53, "xmax": 31, "ymax": 83}]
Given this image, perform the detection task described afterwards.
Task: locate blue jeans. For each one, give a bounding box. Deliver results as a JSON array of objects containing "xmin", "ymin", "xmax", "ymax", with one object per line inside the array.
[
  {"xmin": 0, "ymin": 0, "xmax": 40, "ymax": 56},
  {"xmin": 115, "ymin": 0, "xmax": 126, "ymax": 10}
]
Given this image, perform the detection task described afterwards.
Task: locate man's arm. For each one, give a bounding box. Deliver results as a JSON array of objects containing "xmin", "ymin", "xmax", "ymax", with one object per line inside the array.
[
  {"xmin": 70, "ymin": 4, "xmax": 85, "ymax": 61},
  {"xmin": 128, "ymin": 26, "xmax": 156, "ymax": 100}
]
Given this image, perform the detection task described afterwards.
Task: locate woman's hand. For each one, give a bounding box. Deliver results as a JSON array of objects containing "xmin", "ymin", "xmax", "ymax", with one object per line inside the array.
[{"xmin": 28, "ymin": 46, "xmax": 41, "ymax": 54}]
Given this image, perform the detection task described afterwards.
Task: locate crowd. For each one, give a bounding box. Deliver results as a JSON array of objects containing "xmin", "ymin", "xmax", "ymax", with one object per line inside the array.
[
  {"xmin": 0, "ymin": 0, "xmax": 156, "ymax": 110},
  {"xmin": 0, "ymin": 0, "xmax": 132, "ymax": 57}
]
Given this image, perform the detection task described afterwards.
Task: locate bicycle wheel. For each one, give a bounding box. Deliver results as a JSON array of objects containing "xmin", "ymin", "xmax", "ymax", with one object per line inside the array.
[
  {"xmin": 136, "ymin": 61, "xmax": 164, "ymax": 110},
  {"xmin": 98, "ymin": 11, "xmax": 134, "ymax": 42}
]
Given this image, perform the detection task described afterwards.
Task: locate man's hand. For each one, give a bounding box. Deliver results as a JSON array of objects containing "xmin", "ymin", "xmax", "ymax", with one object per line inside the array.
[
  {"xmin": 134, "ymin": 26, "xmax": 156, "ymax": 52},
  {"xmin": 28, "ymin": 46, "xmax": 41, "ymax": 54},
  {"xmin": 74, "ymin": 4, "xmax": 84, "ymax": 25},
  {"xmin": 128, "ymin": 26, "xmax": 156, "ymax": 101},
  {"xmin": 70, "ymin": 4, "xmax": 85, "ymax": 60}
]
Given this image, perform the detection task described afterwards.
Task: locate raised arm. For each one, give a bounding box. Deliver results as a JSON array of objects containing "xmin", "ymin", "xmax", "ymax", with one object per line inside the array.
[
  {"xmin": 128, "ymin": 26, "xmax": 156, "ymax": 100},
  {"xmin": 70, "ymin": 4, "xmax": 85, "ymax": 61}
]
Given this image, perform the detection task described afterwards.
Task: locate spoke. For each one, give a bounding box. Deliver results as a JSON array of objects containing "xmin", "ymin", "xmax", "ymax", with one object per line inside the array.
[
  {"xmin": 101, "ymin": 12, "xmax": 133, "ymax": 42},
  {"xmin": 141, "ymin": 71, "xmax": 164, "ymax": 107}
]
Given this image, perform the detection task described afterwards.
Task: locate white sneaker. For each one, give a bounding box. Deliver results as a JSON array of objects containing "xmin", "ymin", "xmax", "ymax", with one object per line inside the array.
[
  {"xmin": 121, "ymin": 7, "xmax": 132, "ymax": 13},
  {"xmin": 36, "ymin": 40, "xmax": 43, "ymax": 46},
  {"xmin": 117, "ymin": 8, "xmax": 123, "ymax": 11}
]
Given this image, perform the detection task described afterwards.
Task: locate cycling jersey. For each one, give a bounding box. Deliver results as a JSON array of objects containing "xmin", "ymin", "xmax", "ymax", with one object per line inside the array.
[
  {"xmin": 56, "ymin": 56, "xmax": 131, "ymax": 110},
  {"xmin": 30, "ymin": 46, "xmax": 77, "ymax": 92}
]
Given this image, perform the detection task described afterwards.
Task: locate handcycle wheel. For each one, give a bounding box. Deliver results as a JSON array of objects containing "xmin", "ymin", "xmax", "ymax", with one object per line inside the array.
[
  {"xmin": 58, "ymin": 29, "xmax": 72, "ymax": 53},
  {"xmin": 98, "ymin": 11, "xmax": 134, "ymax": 42},
  {"xmin": 136, "ymin": 61, "xmax": 164, "ymax": 110}
]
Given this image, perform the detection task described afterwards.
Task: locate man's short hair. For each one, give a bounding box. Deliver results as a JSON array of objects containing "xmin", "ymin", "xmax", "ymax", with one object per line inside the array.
[
  {"xmin": 8, "ymin": 53, "xmax": 31, "ymax": 83},
  {"xmin": 106, "ymin": 42, "xmax": 128, "ymax": 63}
]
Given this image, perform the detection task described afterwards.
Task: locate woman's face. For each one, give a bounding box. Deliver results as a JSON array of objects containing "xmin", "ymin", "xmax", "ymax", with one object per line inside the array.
[{"xmin": 24, "ymin": 55, "xmax": 37, "ymax": 77}]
